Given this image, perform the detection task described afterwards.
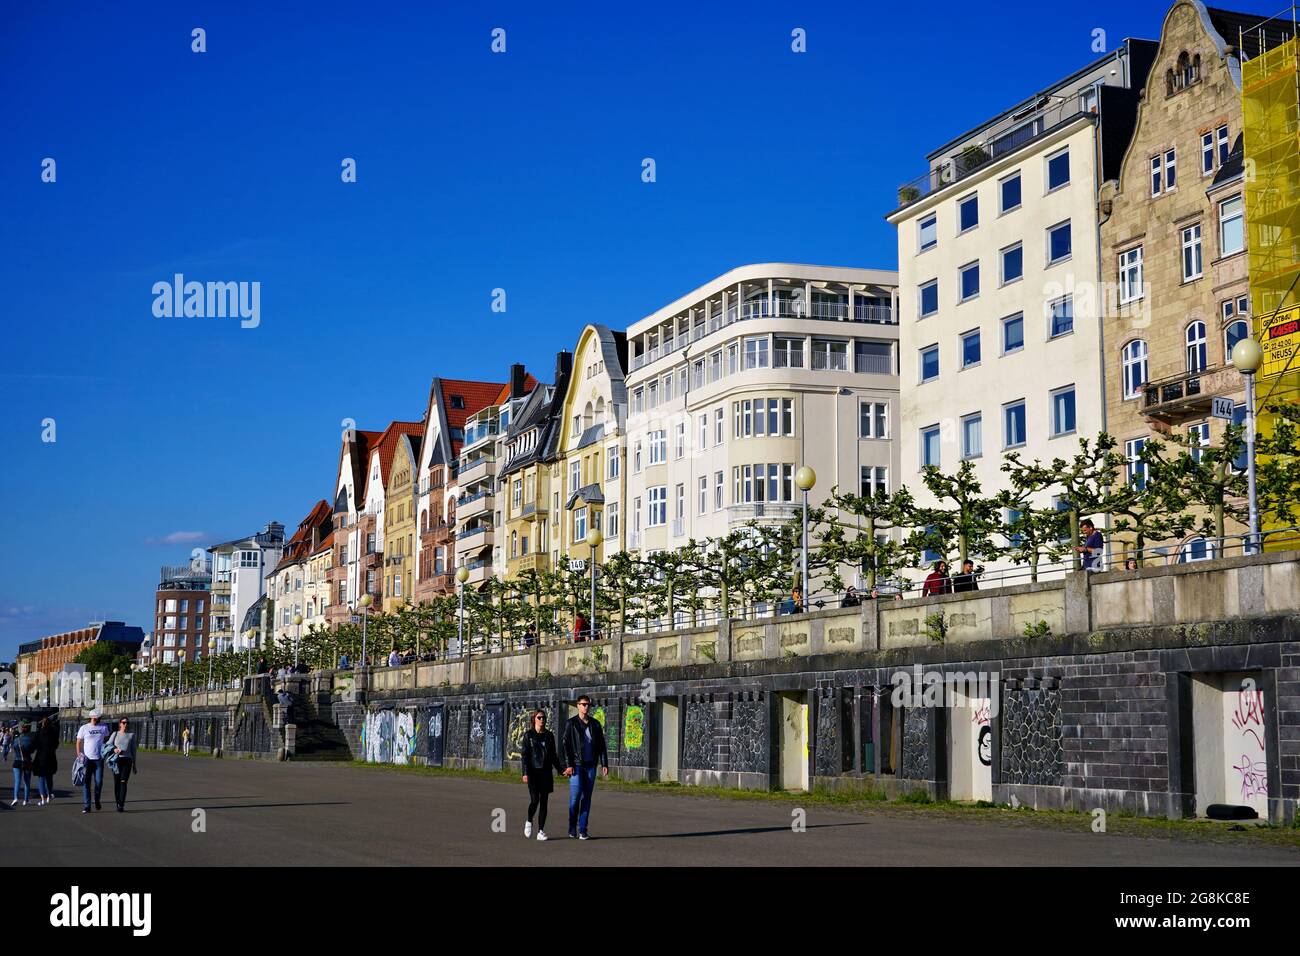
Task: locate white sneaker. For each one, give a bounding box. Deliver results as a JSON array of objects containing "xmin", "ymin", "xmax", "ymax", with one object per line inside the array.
[
  {"xmin": 536, "ymin": 830, "xmax": 548, "ymax": 841},
  {"xmin": 524, "ymin": 821, "xmax": 532, "ymax": 838},
  {"xmin": 8, "ymin": 800, "xmax": 15, "ymax": 807}
]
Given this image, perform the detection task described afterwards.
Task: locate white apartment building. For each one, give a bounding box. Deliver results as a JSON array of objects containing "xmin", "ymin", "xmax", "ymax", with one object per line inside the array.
[
  {"xmin": 886, "ymin": 41, "xmax": 1154, "ymax": 575},
  {"xmin": 623, "ymin": 263, "xmax": 899, "ymax": 598},
  {"xmin": 208, "ymin": 522, "xmax": 285, "ymax": 651}
]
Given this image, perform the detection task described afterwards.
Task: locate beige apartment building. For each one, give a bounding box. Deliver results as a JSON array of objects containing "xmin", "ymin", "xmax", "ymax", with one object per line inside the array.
[
  {"xmin": 622, "ymin": 263, "xmax": 899, "ymax": 606},
  {"xmin": 888, "ymin": 38, "xmax": 1156, "ymax": 577}
]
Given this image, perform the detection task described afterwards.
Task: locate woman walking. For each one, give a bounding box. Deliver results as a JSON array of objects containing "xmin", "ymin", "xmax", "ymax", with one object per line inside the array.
[
  {"xmin": 520, "ymin": 709, "xmax": 563, "ymax": 841},
  {"xmin": 106, "ymin": 717, "xmax": 139, "ymax": 812},
  {"xmin": 33, "ymin": 717, "xmax": 58, "ymax": 806},
  {"xmin": 9, "ymin": 720, "xmax": 35, "ymax": 807}
]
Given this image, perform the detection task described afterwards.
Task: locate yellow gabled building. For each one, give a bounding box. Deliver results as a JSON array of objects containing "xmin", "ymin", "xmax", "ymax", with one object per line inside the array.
[{"xmin": 382, "ymin": 432, "xmax": 421, "ymax": 613}]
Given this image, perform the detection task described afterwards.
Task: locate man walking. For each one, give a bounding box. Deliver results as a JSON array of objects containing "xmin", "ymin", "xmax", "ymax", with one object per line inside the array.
[
  {"xmin": 561, "ymin": 695, "xmax": 608, "ymax": 840},
  {"xmin": 1076, "ymin": 519, "xmax": 1105, "ymax": 571},
  {"xmin": 75, "ymin": 708, "xmax": 110, "ymax": 813}
]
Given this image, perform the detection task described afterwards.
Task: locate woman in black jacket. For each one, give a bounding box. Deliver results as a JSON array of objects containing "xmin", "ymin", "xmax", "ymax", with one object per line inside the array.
[
  {"xmin": 33, "ymin": 717, "xmax": 58, "ymax": 806},
  {"xmin": 520, "ymin": 710, "xmax": 563, "ymax": 842}
]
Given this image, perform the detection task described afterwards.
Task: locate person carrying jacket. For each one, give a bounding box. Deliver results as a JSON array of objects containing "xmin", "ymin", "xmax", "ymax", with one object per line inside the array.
[
  {"xmin": 519, "ymin": 709, "xmax": 565, "ymax": 842},
  {"xmin": 561, "ymin": 695, "xmax": 608, "ymax": 840},
  {"xmin": 33, "ymin": 717, "xmax": 58, "ymax": 805},
  {"xmin": 105, "ymin": 717, "xmax": 139, "ymax": 812}
]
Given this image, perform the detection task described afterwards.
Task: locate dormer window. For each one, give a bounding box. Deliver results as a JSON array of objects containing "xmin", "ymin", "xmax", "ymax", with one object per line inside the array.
[
  {"xmin": 1166, "ymin": 52, "xmax": 1201, "ymax": 95},
  {"xmin": 450, "ymin": 395, "xmax": 465, "ymax": 409}
]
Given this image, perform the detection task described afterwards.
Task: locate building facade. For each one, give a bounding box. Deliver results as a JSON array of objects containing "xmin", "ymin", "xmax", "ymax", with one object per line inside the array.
[
  {"xmin": 153, "ymin": 554, "xmax": 211, "ymax": 664},
  {"xmin": 555, "ymin": 325, "xmax": 628, "ymax": 569},
  {"xmin": 622, "ymin": 263, "xmax": 899, "ymax": 598},
  {"xmin": 1100, "ymin": 3, "xmax": 1287, "ymax": 561},
  {"xmin": 889, "ymin": 40, "xmax": 1155, "ymax": 575},
  {"xmin": 268, "ymin": 500, "xmax": 332, "ymax": 651},
  {"xmin": 21, "ymin": 621, "xmax": 145, "ymax": 675},
  {"xmin": 383, "ymin": 433, "xmax": 421, "ymax": 612},
  {"xmin": 207, "ymin": 522, "xmax": 285, "ymax": 651}
]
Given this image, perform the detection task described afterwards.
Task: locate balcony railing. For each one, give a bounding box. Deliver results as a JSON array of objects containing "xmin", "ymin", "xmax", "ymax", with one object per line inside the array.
[
  {"xmin": 1142, "ymin": 364, "xmax": 1239, "ymax": 425},
  {"xmin": 896, "ymin": 100, "xmax": 1087, "ymax": 207},
  {"xmin": 726, "ymin": 502, "xmax": 801, "ymax": 523}
]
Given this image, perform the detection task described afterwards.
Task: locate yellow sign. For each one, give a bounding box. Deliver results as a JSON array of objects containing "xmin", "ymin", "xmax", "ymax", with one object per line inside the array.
[{"xmin": 1261, "ymin": 306, "xmax": 1300, "ymax": 379}]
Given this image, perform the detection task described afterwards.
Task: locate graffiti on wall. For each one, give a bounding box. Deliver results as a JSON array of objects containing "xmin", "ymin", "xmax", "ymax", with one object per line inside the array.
[
  {"xmin": 624, "ymin": 704, "xmax": 645, "ymax": 751},
  {"xmin": 973, "ymin": 699, "xmax": 992, "ymax": 768},
  {"xmin": 363, "ymin": 709, "xmax": 417, "ymax": 765},
  {"xmin": 1230, "ymin": 681, "xmax": 1267, "ymax": 804}
]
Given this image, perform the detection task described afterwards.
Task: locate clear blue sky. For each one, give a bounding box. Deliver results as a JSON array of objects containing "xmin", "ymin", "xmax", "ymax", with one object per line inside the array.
[{"xmin": 0, "ymin": 0, "xmax": 1170, "ymax": 659}]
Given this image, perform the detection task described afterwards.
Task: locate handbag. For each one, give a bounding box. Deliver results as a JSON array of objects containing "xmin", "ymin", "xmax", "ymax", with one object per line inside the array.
[{"xmin": 71, "ymin": 753, "xmax": 86, "ymax": 787}]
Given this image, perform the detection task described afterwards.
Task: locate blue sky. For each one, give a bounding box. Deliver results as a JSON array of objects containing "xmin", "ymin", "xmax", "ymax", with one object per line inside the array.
[{"xmin": 0, "ymin": 0, "xmax": 1171, "ymax": 659}]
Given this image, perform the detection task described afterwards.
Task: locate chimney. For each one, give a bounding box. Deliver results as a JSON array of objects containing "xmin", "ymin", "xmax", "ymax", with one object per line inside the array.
[
  {"xmin": 554, "ymin": 350, "xmax": 573, "ymax": 385},
  {"xmin": 510, "ymin": 363, "xmax": 527, "ymax": 399}
]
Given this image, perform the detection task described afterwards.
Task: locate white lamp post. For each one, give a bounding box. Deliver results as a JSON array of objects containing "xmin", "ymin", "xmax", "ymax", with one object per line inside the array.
[
  {"xmin": 207, "ymin": 638, "xmax": 217, "ymax": 689},
  {"xmin": 112, "ymin": 667, "xmax": 119, "ymax": 704},
  {"xmin": 586, "ymin": 527, "xmax": 603, "ymax": 640},
  {"xmin": 1233, "ymin": 337, "xmax": 1265, "ymax": 554},
  {"xmin": 176, "ymin": 650, "xmax": 186, "ymax": 695},
  {"xmin": 456, "ymin": 566, "xmax": 470, "ymax": 657},
  {"xmin": 795, "ymin": 466, "xmax": 817, "ymax": 612},
  {"xmin": 358, "ymin": 593, "xmax": 373, "ymax": 670},
  {"xmin": 293, "ymin": 614, "xmax": 304, "ymax": 670}
]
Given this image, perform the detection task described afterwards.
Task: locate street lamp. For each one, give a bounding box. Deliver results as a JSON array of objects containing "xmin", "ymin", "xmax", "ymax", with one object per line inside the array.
[
  {"xmin": 176, "ymin": 650, "xmax": 186, "ymax": 695},
  {"xmin": 795, "ymin": 466, "xmax": 817, "ymax": 612},
  {"xmin": 293, "ymin": 614, "xmax": 304, "ymax": 670},
  {"xmin": 245, "ymin": 628, "xmax": 257, "ymax": 678},
  {"xmin": 207, "ymin": 637, "xmax": 217, "ymax": 689},
  {"xmin": 358, "ymin": 593, "xmax": 373, "ymax": 670},
  {"xmin": 456, "ymin": 566, "xmax": 470, "ymax": 658},
  {"xmin": 1233, "ymin": 337, "xmax": 1265, "ymax": 554},
  {"xmin": 586, "ymin": 527, "xmax": 603, "ymax": 640},
  {"xmin": 112, "ymin": 667, "xmax": 119, "ymax": 704},
  {"xmin": 129, "ymin": 664, "xmax": 136, "ymax": 701}
]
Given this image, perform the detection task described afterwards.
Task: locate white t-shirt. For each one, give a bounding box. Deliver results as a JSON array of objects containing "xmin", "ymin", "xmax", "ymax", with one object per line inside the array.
[{"xmin": 78, "ymin": 722, "xmax": 109, "ymax": 760}]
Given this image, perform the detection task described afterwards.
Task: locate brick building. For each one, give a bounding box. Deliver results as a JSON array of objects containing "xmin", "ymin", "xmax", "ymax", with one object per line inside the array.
[
  {"xmin": 151, "ymin": 555, "xmax": 212, "ymax": 664},
  {"xmin": 21, "ymin": 621, "xmax": 145, "ymax": 676}
]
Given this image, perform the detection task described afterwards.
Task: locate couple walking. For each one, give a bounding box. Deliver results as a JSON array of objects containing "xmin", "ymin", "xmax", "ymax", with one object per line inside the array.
[
  {"xmin": 75, "ymin": 709, "xmax": 139, "ymax": 813},
  {"xmin": 518, "ymin": 695, "xmax": 608, "ymax": 841}
]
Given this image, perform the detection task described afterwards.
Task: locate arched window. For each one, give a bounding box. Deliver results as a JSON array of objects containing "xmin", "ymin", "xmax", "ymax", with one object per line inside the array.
[
  {"xmin": 1225, "ymin": 319, "xmax": 1249, "ymax": 360},
  {"xmin": 1122, "ymin": 339, "xmax": 1149, "ymax": 399},
  {"xmin": 1186, "ymin": 321, "xmax": 1207, "ymax": 372},
  {"xmin": 1178, "ymin": 536, "xmax": 1215, "ymax": 563}
]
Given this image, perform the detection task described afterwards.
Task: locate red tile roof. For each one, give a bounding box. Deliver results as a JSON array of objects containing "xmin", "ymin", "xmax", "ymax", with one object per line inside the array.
[
  {"xmin": 273, "ymin": 499, "xmax": 333, "ymax": 572},
  {"xmin": 364, "ymin": 420, "xmax": 425, "ymax": 501},
  {"xmin": 492, "ymin": 373, "xmax": 538, "ymax": 407},
  {"xmin": 438, "ymin": 378, "xmax": 506, "ymax": 459}
]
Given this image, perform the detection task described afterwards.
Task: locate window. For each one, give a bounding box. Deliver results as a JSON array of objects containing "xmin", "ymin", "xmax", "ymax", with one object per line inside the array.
[
  {"xmin": 919, "ymin": 214, "xmax": 937, "ymax": 251},
  {"xmin": 1046, "ymin": 148, "xmax": 1070, "ymax": 190},
  {"xmin": 1004, "ymin": 400, "xmax": 1027, "ymax": 448},
  {"xmin": 1122, "ymin": 339, "xmax": 1148, "ymax": 399},
  {"xmin": 674, "ymin": 422, "xmax": 686, "ymax": 459},
  {"xmin": 958, "ymin": 261, "xmax": 980, "ymax": 302},
  {"xmin": 726, "ymin": 344, "xmax": 738, "ymax": 375},
  {"xmin": 1119, "ymin": 246, "xmax": 1143, "ymax": 303},
  {"xmin": 1181, "ymin": 223, "xmax": 1203, "ymax": 280},
  {"xmin": 860, "ymin": 466, "xmax": 888, "ymax": 498},
  {"xmin": 606, "ymin": 502, "xmax": 619, "ymax": 538},
  {"xmin": 958, "ymin": 194, "xmax": 978, "ymax": 232},
  {"xmin": 1189, "ymin": 421, "xmax": 1210, "ymax": 463},
  {"xmin": 1186, "ymin": 321, "xmax": 1207, "ymax": 373},
  {"xmin": 1202, "ymin": 130, "xmax": 1215, "ymax": 174},
  {"xmin": 1125, "ymin": 437, "xmax": 1147, "ymax": 489},
  {"xmin": 1153, "ymin": 149, "xmax": 1176, "ymax": 195},
  {"xmin": 714, "ymin": 471, "xmax": 724, "ymax": 510},
  {"xmin": 1150, "ymin": 154, "xmax": 1163, "ymax": 196},
  {"xmin": 632, "ymin": 440, "xmax": 642, "ymax": 473},
  {"xmin": 675, "ymin": 484, "xmax": 685, "ymax": 523},
  {"xmin": 1225, "ymin": 296, "xmax": 1250, "ymax": 359},
  {"xmin": 860, "ymin": 402, "xmax": 889, "ymax": 439},
  {"xmin": 570, "ymin": 460, "xmax": 581, "ymax": 493},
  {"xmin": 1000, "ymin": 172, "xmax": 1021, "ymax": 213},
  {"xmin": 1050, "ymin": 386, "xmax": 1076, "ymax": 436},
  {"xmin": 1165, "ymin": 149, "xmax": 1177, "ymax": 189},
  {"xmin": 632, "ymin": 388, "xmax": 644, "ymax": 414},
  {"xmin": 919, "ymin": 280, "xmax": 939, "ymax": 317},
  {"xmin": 1047, "ymin": 220, "xmax": 1072, "ymax": 264},
  {"xmin": 698, "ymin": 476, "xmax": 708, "ymax": 514},
  {"xmin": 1048, "ymin": 295, "xmax": 1073, "ymax": 338},
  {"xmin": 649, "ymin": 430, "xmax": 667, "ymax": 464},
  {"xmin": 608, "ymin": 443, "xmax": 620, "ymax": 479},
  {"xmin": 855, "ymin": 340, "xmax": 893, "ymax": 374},
  {"xmin": 961, "ymin": 413, "xmax": 982, "ymax": 459},
  {"xmin": 715, "ymin": 407, "xmax": 724, "ymax": 445},
  {"xmin": 1001, "ymin": 243, "xmax": 1023, "ymax": 284},
  {"xmin": 920, "ymin": 345, "xmax": 939, "ymax": 383},
  {"xmin": 1002, "ymin": 313, "xmax": 1024, "ymax": 354},
  {"xmin": 1218, "ymin": 124, "xmax": 1230, "ymax": 164},
  {"xmin": 698, "ymin": 413, "xmax": 708, "ymax": 452},
  {"xmin": 1219, "ymin": 196, "xmax": 1244, "ymax": 256},
  {"xmin": 743, "ymin": 336, "xmax": 769, "ymax": 369},
  {"xmin": 647, "ymin": 380, "xmax": 658, "ymax": 408},
  {"xmin": 774, "ymin": 336, "xmax": 804, "ymax": 368},
  {"xmin": 708, "ymin": 350, "xmax": 722, "ymax": 383},
  {"xmin": 921, "ymin": 425, "xmax": 941, "ymax": 468},
  {"xmin": 960, "ymin": 329, "xmax": 981, "ymax": 368},
  {"xmin": 647, "ymin": 487, "xmax": 667, "ymax": 527},
  {"xmin": 811, "ymin": 339, "xmax": 848, "ymax": 370},
  {"xmin": 574, "ymin": 507, "xmax": 587, "ymax": 541}
]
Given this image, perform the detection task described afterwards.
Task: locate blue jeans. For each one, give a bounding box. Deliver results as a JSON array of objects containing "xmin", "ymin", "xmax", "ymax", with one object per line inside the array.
[
  {"xmin": 11, "ymin": 766, "xmax": 31, "ymax": 802},
  {"xmin": 82, "ymin": 758, "xmax": 104, "ymax": 809},
  {"xmin": 568, "ymin": 762, "xmax": 597, "ymax": 834},
  {"xmin": 37, "ymin": 775, "xmax": 53, "ymax": 799}
]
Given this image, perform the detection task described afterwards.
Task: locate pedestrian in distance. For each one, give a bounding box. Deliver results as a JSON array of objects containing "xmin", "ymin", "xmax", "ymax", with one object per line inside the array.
[
  {"xmin": 1124, "ymin": 557, "xmax": 1139, "ymax": 571},
  {"xmin": 105, "ymin": 717, "xmax": 138, "ymax": 812},
  {"xmin": 182, "ymin": 724, "xmax": 191, "ymax": 756},
  {"xmin": 33, "ymin": 717, "xmax": 58, "ymax": 805},
  {"xmin": 952, "ymin": 560, "xmax": 980, "ymax": 593},
  {"xmin": 523, "ymin": 623, "xmax": 538, "ymax": 649},
  {"xmin": 922, "ymin": 560, "xmax": 952, "ymax": 597},
  {"xmin": 520, "ymin": 709, "xmax": 564, "ymax": 842},
  {"xmin": 573, "ymin": 612, "xmax": 588, "ymax": 643},
  {"xmin": 75, "ymin": 708, "xmax": 111, "ymax": 813},
  {"xmin": 561, "ymin": 694, "xmax": 608, "ymax": 840},
  {"xmin": 9, "ymin": 720, "xmax": 35, "ymax": 807},
  {"xmin": 840, "ymin": 586, "xmax": 861, "ymax": 608},
  {"xmin": 1076, "ymin": 519, "xmax": 1105, "ymax": 571}
]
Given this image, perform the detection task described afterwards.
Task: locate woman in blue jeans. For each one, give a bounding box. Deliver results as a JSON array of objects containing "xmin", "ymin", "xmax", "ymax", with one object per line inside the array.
[{"xmin": 9, "ymin": 721, "xmax": 35, "ymax": 807}]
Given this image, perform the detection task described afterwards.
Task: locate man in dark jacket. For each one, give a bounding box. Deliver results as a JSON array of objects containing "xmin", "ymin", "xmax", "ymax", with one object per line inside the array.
[
  {"xmin": 561, "ymin": 695, "xmax": 608, "ymax": 840},
  {"xmin": 951, "ymin": 560, "xmax": 980, "ymax": 593}
]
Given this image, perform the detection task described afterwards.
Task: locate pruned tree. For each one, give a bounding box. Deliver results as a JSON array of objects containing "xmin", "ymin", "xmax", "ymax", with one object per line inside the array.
[
  {"xmin": 1107, "ymin": 437, "xmax": 1197, "ymax": 565},
  {"xmin": 1166, "ymin": 423, "xmax": 1247, "ymax": 554},
  {"xmin": 1257, "ymin": 400, "xmax": 1300, "ymax": 536}
]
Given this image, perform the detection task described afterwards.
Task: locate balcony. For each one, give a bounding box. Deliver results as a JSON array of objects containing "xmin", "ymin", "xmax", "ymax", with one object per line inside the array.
[
  {"xmin": 1142, "ymin": 365, "xmax": 1240, "ymax": 426},
  {"xmin": 896, "ymin": 99, "xmax": 1087, "ymax": 208},
  {"xmin": 519, "ymin": 501, "xmax": 547, "ymax": 520},
  {"xmin": 456, "ymin": 489, "xmax": 494, "ymax": 519},
  {"xmin": 456, "ymin": 524, "xmax": 495, "ymax": 552},
  {"xmin": 727, "ymin": 502, "xmax": 801, "ymax": 524},
  {"xmin": 458, "ymin": 456, "xmax": 496, "ymax": 488},
  {"xmin": 511, "ymin": 552, "xmax": 548, "ymax": 574},
  {"xmin": 461, "ymin": 560, "xmax": 492, "ymax": 586}
]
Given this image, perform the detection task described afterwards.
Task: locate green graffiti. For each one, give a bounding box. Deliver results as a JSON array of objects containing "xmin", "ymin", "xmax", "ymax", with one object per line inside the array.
[{"xmin": 624, "ymin": 704, "xmax": 644, "ymax": 751}]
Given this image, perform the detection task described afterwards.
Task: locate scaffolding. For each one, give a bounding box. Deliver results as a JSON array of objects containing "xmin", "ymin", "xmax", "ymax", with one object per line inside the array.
[{"xmin": 1242, "ymin": 9, "xmax": 1300, "ymax": 543}]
